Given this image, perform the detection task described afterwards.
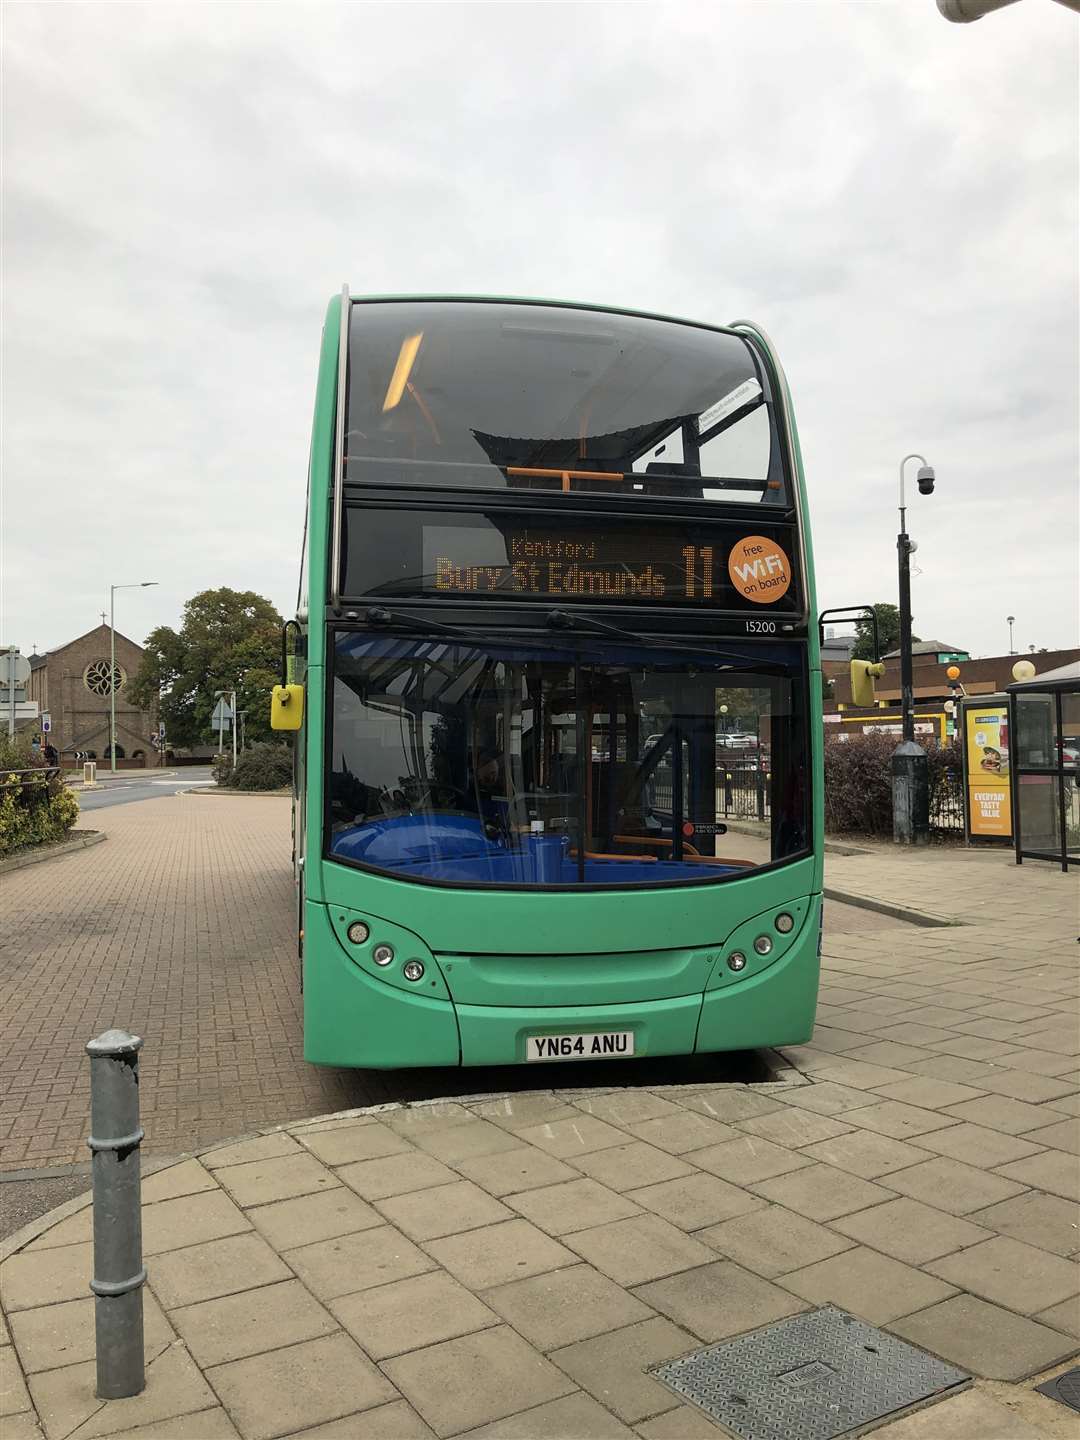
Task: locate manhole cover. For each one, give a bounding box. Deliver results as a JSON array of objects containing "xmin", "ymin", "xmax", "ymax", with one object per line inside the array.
[
  {"xmin": 1035, "ymin": 1367, "xmax": 1080, "ymax": 1413},
  {"xmin": 649, "ymin": 1305, "xmax": 970, "ymax": 1440}
]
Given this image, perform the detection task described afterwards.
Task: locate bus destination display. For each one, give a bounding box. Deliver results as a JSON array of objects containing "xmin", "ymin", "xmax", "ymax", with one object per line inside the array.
[{"xmin": 420, "ymin": 523, "xmax": 794, "ymax": 607}]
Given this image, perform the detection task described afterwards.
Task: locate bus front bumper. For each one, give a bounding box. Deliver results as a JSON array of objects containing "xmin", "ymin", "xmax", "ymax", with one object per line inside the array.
[{"xmin": 302, "ymin": 898, "xmax": 820, "ymax": 1070}]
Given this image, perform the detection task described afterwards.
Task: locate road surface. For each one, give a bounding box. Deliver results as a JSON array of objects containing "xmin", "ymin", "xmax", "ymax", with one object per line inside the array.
[{"xmin": 74, "ymin": 768, "xmax": 215, "ymax": 811}]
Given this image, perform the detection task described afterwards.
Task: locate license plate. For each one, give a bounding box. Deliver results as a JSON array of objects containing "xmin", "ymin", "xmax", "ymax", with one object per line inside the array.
[{"xmin": 525, "ymin": 1031, "xmax": 635, "ymax": 1062}]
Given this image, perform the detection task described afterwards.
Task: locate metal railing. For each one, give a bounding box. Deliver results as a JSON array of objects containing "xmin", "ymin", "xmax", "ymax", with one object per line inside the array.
[
  {"xmin": 0, "ymin": 765, "xmax": 61, "ymax": 793},
  {"xmin": 649, "ymin": 762, "xmax": 771, "ymax": 823},
  {"xmin": 931, "ymin": 764, "xmax": 965, "ymax": 833}
]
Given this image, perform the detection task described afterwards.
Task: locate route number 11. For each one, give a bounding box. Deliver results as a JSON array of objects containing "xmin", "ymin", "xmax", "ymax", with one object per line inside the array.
[{"xmin": 681, "ymin": 545, "xmax": 714, "ymax": 599}]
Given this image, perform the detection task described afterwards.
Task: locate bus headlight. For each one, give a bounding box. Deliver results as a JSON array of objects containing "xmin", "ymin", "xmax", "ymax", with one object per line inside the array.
[
  {"xmin": 402, "ymin": 960, "xmax": 425, "ymax": 982},
  {"xmin": 727, "ymin": 951, "xmax": 747, "ymax": 972},
  {"xmin": 347, "ymin": 921, "xmax": 370, "ymax": 945},
  {"xmin": 753, "ymin": 935, "xmax": 773, "ymax": 956},
  {"xmin": 775, "ymin": 913, "xmax": 794, "ymax": 934},
  {"xmin": 373, "ymin": 943, "xmax": 395, "ymax": 966}
]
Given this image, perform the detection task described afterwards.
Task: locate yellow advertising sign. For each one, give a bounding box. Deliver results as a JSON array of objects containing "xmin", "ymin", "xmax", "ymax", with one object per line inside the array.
[{"xmin": 965, "ymin": 706, "xmax": 1011, "ymax": 838}]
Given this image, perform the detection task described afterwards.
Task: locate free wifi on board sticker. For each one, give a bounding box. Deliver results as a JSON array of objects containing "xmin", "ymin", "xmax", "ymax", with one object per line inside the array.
[{"xmin": 727, "ymin": 536, "xmax": 792, "ymax": 604}]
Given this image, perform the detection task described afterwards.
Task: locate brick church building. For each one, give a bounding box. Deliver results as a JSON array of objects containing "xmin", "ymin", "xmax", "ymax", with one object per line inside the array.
[{"xmin": 26, "ymin": 624, "xmax": 158, "ymax": 767}]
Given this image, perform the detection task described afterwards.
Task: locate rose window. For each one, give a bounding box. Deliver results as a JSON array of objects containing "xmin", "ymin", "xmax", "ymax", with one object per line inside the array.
[{"xmin": 84, "ymin": 660, "xmax": 126, "ymax": 696}]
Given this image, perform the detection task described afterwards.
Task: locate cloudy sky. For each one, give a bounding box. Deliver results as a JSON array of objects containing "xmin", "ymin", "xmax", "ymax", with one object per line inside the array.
[{"xmin": 3, "ymin": 0, "xmax": 1077, "ymax": 662}]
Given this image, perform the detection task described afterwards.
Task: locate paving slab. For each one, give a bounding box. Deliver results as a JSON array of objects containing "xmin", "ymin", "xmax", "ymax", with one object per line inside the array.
[
  {"xmin": 829, "ymin": 1196, "xmax": 993, "ymax": 1265},
  {"xmin": 373, "ymin": 1179, "xmax": 513, "ymax": 1241},
  {"xmin": 28, "ymin": 1344, "xmax": 217, "ymax": 1440},
  {"xmin": 246, "ymin": 1187, "xmax": 383, "ymax": 1250},
  {"xmin": 689, "ymin": 1134, "xmax": 813, "ymax": 1185},
  {"xmin": 382, "ymin": 1324, "xmax": 576, "ymax": 1437},
  {"xmin": 797, "ymin": 1129, "xmax": 933, "ymax": 1179},
  {"xmin": 780, "ymin": 1245, "xmax": 957, "ymax": 1324},
  {"xmin": 505, "ymin": 1177, "xmax": 645, "ymax": 1235},
  {"xmin": 563, "ymin": 1213, "xmax": 717, "ymax": 1287},
  {"xmin": 889, "ymin": 1294, "xmax": 1078, "ymax": 1381},
  {"xmin": 750, "ymin": 1162, "xmax": 899, "ymax": 1221},
  {"xmin": 926, "ymin": 1235, "xmax": 1080, "ymax": 1314},
  {"xmin": 943, "ymin": 1095, "xmax": 1071, "ymax": 1136},
  {"xmin": 286, "ymin": 1223, "xmax": 435, "ymax": 1301},
  {"xmin": 453, "ymin": 1145, "xmax": 580, "ymax": 1196},
  {"xmin": 212, "ymin": 1153, "xmax": 340, "ymax": 1208},
  {"xmin": 148, "ymin": 1232, "xmax": 292, "ymax": 1309},
  {"xmin": 424, "ymin": 1217, "xmax": 577, "ymax": 1290},
  {"xmin": 295, "ymin": 1122, "xmax": 412, "ymax": 1166},
  {"xmin": 970, "ymin": 1189, "xmax": 1080, "ymax": 1257},
  {"xmin": 568, "ymin": 1141, "xmax": 696, "ymax": 1192},
  {"xmin": 169, "ymin": 1279, "xmax": 337, "ymax": 1368},
  {"xmin": 915, "ymin": 1122, "xmax": 1048, "ymax": 1169},
  {"xmin": 9, "ymin": 1290, "xmax": 174, "ymax": 1375},
  {"xmin": 483, "ymin": 1263, "xmax": 654, "ymax": 1350},
  {"xmin": 623, "ymin": 1111, "xmax": 740, "ymax": 1154},
  {"xmin": 698, "ymin": 1203, "xmax": 855, "ymax": 1276},
  {"xmin": 336, "ymin": 1152, "xmax": 459, "ymax": 1201},
  {"xmin": 869, "ymin": 1385, "xmax": 1048, "ymax": 1439},
  {"xmin": 285, "ymin": 1399, "xmax": 435, "ymax": 1437},
  {"xmin": 995, "ymin": 1149, "xmax": 1080, "ymax": 1203},
  {"xmin": 465, "ymin": 1390, "xmax": 637, "ymax": 1438},
  {"xmin": 410, "ymin": 1119, "xmax": 531, "ymax": 1165},
  {"xmin": 330, "ymin": 1269, "xmax": 498, "ymax": 1359},
  {"xmin": 516, "ymin": 1116, "xmax": 629, "ymax": 1159},
  {"xmin": 632, "ymin": 1259, "xmax": 806, "ymax": 1341},
  {"xmin": 884, "ymin": 1156, "xmax": 1030, "ymax": 1214},
  {"xmin": 625, "ymin": 1171, "xmax": 764, "ymax": 1230},
  {"xmin": 207, "ymin": 1331, "xmax": 396, "ymax": 1440},
  {"xmin": 734, "ymin": 1108, "xmax": 855, "ymax": 1148},
  {"xmin": 548, "ymin": 1317, "xmax": 695, "ymax": 1424}
]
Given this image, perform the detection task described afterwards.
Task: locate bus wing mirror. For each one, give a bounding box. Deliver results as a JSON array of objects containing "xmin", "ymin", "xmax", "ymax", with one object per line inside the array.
[
  {"xmin": 271, "ymin": 684, "xmax": 304, "ymax": 731},
  {"xmin": 850, "ymin": 660, "xmax": 884, "ymax": 708}
]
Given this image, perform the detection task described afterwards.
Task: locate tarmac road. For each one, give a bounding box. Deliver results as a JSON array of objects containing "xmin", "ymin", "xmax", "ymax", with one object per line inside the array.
[{"xmin": 74, "ymin": 767, "xmax": 215, "ymax": 811}]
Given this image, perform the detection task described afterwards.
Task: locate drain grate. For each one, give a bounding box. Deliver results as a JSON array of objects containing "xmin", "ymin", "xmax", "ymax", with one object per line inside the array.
[
  {"xmin": 649, "ymin": 1305, "xmax": 970, "ymax": 1440},
  {"xmin": 1035, "ymin": 1367, "xmax": 1080, "ymax": 1414}
]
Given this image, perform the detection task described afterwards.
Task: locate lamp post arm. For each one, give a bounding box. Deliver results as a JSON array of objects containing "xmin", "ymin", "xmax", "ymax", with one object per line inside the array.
[{"xmin": 898, "ymin": 453, "xmax": 927, "ymax": 534}]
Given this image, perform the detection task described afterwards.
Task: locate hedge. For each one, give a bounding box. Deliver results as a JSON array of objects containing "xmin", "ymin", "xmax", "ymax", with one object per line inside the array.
[
  {"xmin": 213, "ymin": 742, "xmax": 293, "ymax": 792},
  {"xmin": 824, "ymin": 731, "xmax": 962, "ymax": 837},
  {"xmin": 0, "ymin": 737, "xmax": 80, "ymax": 857}
]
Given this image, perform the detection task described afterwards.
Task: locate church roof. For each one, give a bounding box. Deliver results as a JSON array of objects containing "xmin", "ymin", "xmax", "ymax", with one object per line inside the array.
[{"xmin": 40, "ymin": 623, "xmax": 145, "ymax": 659}]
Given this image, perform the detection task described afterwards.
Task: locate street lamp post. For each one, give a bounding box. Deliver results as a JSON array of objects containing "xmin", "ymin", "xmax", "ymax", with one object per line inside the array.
[
  {"xmin": 1007, "ymin": 616, "xmax": 1016, "ymax": 653},
  {"xmin": 109, "ymin": 583, "xmax": 157, "ymax": 774},
  {"xmin": 893, "ymin": 455, "xmax": 936, "ymax": 844}
]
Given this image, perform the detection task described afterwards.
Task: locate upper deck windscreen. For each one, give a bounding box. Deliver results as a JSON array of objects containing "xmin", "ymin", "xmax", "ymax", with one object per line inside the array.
[{"xmin": 345, "ymin": 301, "xmax": 785, "ymax": 506}]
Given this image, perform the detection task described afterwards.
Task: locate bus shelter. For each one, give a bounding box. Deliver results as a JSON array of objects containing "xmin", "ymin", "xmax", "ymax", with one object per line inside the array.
[{"xmin": 1006, "ymin": 661, "xmax": 1080, "ymax": 872}]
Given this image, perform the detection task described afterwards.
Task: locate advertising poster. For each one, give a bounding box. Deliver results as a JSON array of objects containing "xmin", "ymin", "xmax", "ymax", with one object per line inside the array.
[{"xmin": 965, "ymin": 706, "xmax": 1012, "ymax": 838}]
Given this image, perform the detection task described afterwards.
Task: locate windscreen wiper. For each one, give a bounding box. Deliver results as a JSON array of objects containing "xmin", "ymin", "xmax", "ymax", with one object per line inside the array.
[
  {"xmin": 362, "ymin": 607, "xmax": 472, "ymax": 640},
  {"xmin": 545, "ymin": 608, "xmax": 744, "ymax": 663}
]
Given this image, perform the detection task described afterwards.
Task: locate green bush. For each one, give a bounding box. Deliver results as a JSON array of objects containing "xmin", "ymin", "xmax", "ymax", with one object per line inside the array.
[
  {"xmin": 216, "ymin": 742, "xmax": 293, "ymax": 792},
  {"xmin": 0, "ymin": 735, "xmax": 80, "ymax": 857}
]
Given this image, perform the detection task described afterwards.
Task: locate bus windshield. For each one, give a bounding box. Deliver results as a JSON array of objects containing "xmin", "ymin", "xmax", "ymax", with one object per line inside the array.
[
  {"xmin": 327, "ymin": 632, "xmax": 809, "ymax": 888},
  {"xmin": 345, "ymin": 301, "xmax": 784, "ymax": 506}
]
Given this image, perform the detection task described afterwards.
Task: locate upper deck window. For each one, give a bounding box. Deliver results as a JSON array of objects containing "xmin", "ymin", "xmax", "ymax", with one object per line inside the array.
[{"xmin": 345, "ymin": 301, "xmax": 785, "ymax": 506}]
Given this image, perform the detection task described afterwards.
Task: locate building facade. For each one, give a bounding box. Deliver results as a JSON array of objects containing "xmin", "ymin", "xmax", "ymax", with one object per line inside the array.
[
  {"xmin": 26, "ymin": 625, "xmax": 158, "ymax": 766},
  {"xmin": 824, "ymin": 645, "xmax": 1080, "ymax": 725}
]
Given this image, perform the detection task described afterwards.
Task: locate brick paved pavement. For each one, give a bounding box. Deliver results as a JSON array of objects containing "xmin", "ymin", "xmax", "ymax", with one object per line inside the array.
[
  {"xmin": 1, "ymin": 803, "xmax": 1078, "ymax": 1437},
  {"xmin": 0, "ymin": 795, "xmax": 902, "ymax": 1175}
]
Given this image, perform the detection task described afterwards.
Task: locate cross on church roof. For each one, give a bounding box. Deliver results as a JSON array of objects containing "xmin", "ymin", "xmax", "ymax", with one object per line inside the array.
[{"xmin": 100, "ymin": 611, "xmax": 107, "ymax": 625}]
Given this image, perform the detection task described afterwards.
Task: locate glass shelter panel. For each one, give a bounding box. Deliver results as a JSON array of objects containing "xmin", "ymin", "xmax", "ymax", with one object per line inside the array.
[
  {"xmin": 327, "ymin": 633, "xmax": 809, "ymax": 888},
  {"xmin": 1015, "ymin": 695, "xmax": 1057, "ymax": 769}
]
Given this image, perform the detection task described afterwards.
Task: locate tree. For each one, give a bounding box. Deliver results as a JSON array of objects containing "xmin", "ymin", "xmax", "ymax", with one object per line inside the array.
[
  {"xmin": 130, "ymin": 588, "xmax": 283, "ymax": 749},
  {"xmin": 850, "ymin": 603, "xmax": 920, "ymax": 661}
]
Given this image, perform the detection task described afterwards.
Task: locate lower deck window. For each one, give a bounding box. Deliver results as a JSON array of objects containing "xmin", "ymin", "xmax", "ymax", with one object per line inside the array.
[{"xmin": 328, "ymin": 632, "xmax": 809, "ymax": 888}]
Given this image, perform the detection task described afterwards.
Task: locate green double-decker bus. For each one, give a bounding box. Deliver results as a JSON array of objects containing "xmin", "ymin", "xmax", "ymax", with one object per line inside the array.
[{"xmin": 280, "ymin": 292, "xmax": 824, "ymax": 1070}]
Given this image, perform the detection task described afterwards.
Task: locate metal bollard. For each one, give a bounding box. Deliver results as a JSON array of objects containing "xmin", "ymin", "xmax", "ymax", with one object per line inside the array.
[{"xmin": 86, "ymin": 1029, "xmax": 146, "ymax": 1399}]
